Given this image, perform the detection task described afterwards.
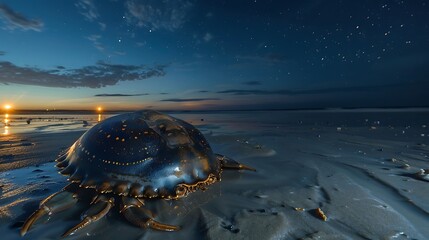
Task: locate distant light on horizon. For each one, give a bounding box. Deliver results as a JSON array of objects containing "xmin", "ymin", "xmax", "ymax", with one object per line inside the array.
[
  {"xmin": 97, "ymin": 107, "xmax": 103, "ymax": 122},
  {"xmin": 4, "ymin": 104, "xmax": 12, "ymax": 110}
]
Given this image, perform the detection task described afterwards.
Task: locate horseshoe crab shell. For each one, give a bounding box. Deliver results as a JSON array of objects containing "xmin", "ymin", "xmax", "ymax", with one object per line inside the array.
[{"xmin": 56, "ymin": 110, "xmax": 221, "ymax": 199}]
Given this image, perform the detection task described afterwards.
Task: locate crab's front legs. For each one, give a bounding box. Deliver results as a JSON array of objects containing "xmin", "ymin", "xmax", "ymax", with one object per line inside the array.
[
  {"xmin": 62, "ymin": 195, "xmax": 114, "ymax": 237},
  {"xmin": 20, "ymin": 184, "xmax": 79, "ymax": 236},
  {"xmin": 120, "ymin": 196, "xmax": 180, "ymax": 232}
]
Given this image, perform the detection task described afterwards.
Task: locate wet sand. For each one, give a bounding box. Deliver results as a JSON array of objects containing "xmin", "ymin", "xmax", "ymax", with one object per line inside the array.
[{"xmin": 1, "ymin": 110, "xmax": 428, "ymax": 239}]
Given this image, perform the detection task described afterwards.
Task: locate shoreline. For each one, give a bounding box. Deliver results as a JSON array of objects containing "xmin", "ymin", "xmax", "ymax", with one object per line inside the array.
[{"xmin": 4, "ymin": 106, "xmax": 429, "ymax": 115}]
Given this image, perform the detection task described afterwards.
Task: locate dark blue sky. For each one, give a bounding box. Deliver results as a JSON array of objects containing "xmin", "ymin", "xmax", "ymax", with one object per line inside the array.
[{"xmin": 0, "ymin": 0, "xmax": 428, "ymax": 110}]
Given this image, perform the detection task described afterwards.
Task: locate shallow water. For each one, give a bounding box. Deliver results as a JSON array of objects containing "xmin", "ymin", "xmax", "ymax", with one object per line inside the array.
[{"xmin": 1, "ymin": 110, "xmax": 428, "ymax": 239}]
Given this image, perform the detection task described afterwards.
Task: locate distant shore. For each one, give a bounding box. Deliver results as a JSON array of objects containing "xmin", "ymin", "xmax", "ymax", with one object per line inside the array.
[{"xmin": 5, "ymin": 106, "xmax": 429, "ymax": 115}]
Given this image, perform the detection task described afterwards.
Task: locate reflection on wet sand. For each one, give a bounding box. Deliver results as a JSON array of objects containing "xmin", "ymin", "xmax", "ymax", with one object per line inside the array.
[
  {"xmin": 3, "ymin": 104, "xmax": 12, "ymax": 135},
  {"xmin": 97, "ymin": 107, "xmax": 103, "ymax": 122},
  {"xmin": 3, "ymin": 113, "xmax": 10, "ymax": 135}
]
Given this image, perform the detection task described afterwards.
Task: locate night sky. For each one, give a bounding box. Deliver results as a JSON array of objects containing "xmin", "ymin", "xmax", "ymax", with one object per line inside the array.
[{"xmin": 0, "ymin": 0, "xmax": 428, "ymax": 110}]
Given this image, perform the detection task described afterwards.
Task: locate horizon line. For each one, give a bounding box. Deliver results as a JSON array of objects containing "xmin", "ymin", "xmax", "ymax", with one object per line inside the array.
[{"xmin": 3, "ymin": 106, "xmax": 429, "ymax": 114}]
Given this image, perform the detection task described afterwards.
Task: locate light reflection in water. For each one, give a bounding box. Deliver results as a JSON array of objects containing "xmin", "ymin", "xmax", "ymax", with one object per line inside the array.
[
  {"xmin": 96, "ymin": 107, "xmax": 103, "ymax": 122},
  {"xmin": 3, "ymin": 113, "xmax": 10, "ymax": 135}
]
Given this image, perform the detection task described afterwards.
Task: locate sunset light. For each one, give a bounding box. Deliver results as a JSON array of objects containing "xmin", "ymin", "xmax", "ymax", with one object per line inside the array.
[
  {"xmin": 3, "ymin": 126, "xmax": 8, "ymax": 135},
  {"xmin": 3, "ymin": 111, "xmax": 10, "ymax": 135}
]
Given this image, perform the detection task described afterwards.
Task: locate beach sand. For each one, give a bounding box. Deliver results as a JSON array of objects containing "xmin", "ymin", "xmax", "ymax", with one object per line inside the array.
[{"xmin": 0, "ymin": 110, "xmax": 428, "ymax": 239}]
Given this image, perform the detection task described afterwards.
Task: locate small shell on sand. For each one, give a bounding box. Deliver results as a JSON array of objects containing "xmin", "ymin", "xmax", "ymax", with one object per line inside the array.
[
  {"xmin": 414, "ymin": 169, "xmax": 429, "ymax": 182},
  {"xmin": 401, "ymin": 163, "xmax": 410, "ymax": 169},
  {"xmin": 294, "ymin": 207, "xmax": 305, "ymax": 212},
  {"xmin": 315, "ymin": 208, "xmax": 328, "ymax": 221}
]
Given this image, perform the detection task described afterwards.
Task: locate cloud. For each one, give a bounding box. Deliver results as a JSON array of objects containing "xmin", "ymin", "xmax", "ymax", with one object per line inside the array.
[
  {"xmin": 218, "ymin": 89, "xmax": 286, "ymax": 95},
  {"xmin": 0, "ymin": 51, "xmax": 5, "ymax": 56},
  {"xmin": 136, "ymin": 41, "xmax": 146, "ymax": 47},
  {"xmin": 113, "ymin": 51, "xmax": 126, "ymax": 56},
  {"xmin": 75, "ymin": 1, "xmax": 106, "ymax": 31},
  {"xmin": 0, "ymin": 61, "xmax": 167, "ymax": 88},
  {"xmin": 242, "ymin": 81, "xmax": 261, "ymax": 86},
  {"xmin": 94, "ymin": 93, "xmax": 149, "ymax": 97},
  {"xmin": 161, "ymin": 98, "xmax": 219, "ymax": 102},
  {"xmin": 203, "ymin": 33, "xmax": 213, "ymax": 42},
  {"xmin": 86, "ymin": 35, "xmax": 126, "ymax": 56},
  {"xmin": 0, "ymin": 4, "xmax": 43, "ymax": 31},
  {"xmin": 125, "ymin": 0, "xmax": 193, "ymax": 31},
  {"xmin": 217, "ymin": 84, "xmax": 406, "ymax": 96},
  {"xmin": 75, "ymin": 0, "xmax": 99, "ymax": 22},
  {"xmin": 236, "ymin": 53, "xmax": 287, "ymax": 64},
  {"xmin": 86, "ymin": 34, "xmax": 105, "ymax": 52},
  {"xmin": 99, "ymin": 22, "xmax": 106, "ymax": 31}
]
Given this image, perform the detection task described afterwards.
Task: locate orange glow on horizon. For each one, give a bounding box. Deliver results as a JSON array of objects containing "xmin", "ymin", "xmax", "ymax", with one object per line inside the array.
[
  {"xmin": 97, "ymin": 107, "xmax": 102, "ymax": 112},
  {"xmin": 4, "ymin": 104, "xmax": 12, "ymax": 110}
]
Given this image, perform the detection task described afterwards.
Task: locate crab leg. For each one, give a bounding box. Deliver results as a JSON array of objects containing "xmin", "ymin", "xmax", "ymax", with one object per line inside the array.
[
  {"xmin": 21, "ymin": 184, "xmax": 78, "ymax": 236},
  {"xmin": 62, "ymin": 195, "xmax": 114, "ymax": 237},
  {"xmin": 216, "ymin": 154, "xmax": 256, "ymax": 171},
  {"xmin": 120, "ymin": 196, "xmax": 180, "ymax": 232}
]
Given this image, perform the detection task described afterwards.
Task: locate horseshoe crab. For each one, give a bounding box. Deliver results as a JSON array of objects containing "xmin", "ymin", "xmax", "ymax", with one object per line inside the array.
[{"xmin": 21, "ymin": 110, "xmax": 255, "ymax": 237}]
